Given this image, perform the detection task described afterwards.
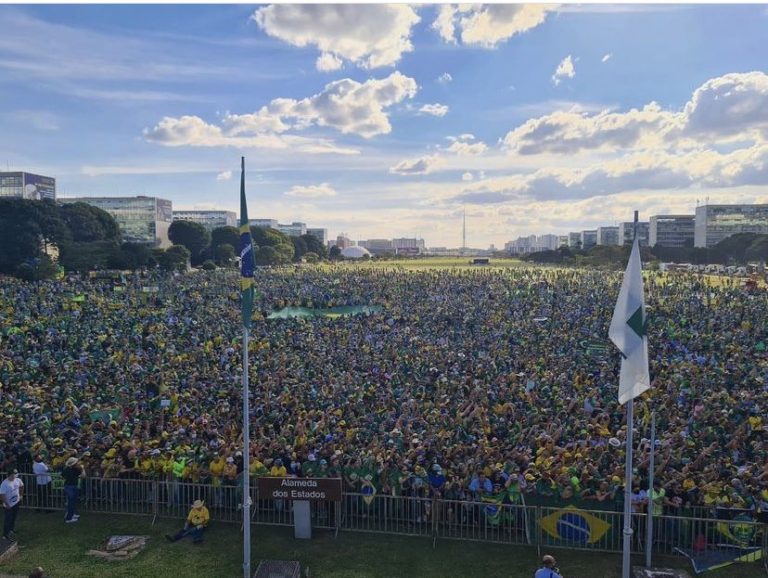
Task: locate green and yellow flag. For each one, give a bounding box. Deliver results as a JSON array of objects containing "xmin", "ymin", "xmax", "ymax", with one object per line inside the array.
[{"xmin": 239, "ymin": 157, "xmax": 256, "ymax": 328}]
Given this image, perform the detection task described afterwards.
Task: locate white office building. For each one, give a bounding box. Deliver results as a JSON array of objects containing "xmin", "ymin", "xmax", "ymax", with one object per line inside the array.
[
  {"xmin": 694, "ymin": 204, "xmax": 768, "ymax": 248},
  {"xmin": 173, "ymin": 210, "xmax": 236, "ymax": 230}
]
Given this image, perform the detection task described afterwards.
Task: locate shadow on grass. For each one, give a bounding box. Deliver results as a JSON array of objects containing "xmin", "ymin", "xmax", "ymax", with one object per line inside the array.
[{"xmin": 0, "ymin": 513, "xmax": 758, "ymax": 578}]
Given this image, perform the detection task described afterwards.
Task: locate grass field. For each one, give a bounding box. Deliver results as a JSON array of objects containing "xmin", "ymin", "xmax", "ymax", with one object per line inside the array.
[
  {"xmin": 336, "ymin": 257, "xmax": 527, "ymax": 271},
  {"xmin": 0, "ymin": 512, "xmax": 760, "ymax": 578}
]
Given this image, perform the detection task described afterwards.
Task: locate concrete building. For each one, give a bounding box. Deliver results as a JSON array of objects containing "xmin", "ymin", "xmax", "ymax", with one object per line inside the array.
[
  {"xmin": 392, "ymin": 237, "xmax": 425, "ymax": 256},
  {"xmin": 249, "ymin": 218, "xmax": 278, "ymax": 229},
  {"xmin": 649, "ymin": 215, "xmax": 695, "ymax": 248},
  {"xmin": 277, "ymin": 221, "xmax": 307, "ymax": 237},
  {"xmin": 359, "ymin": 239, "xmax": 393, "ymax": 255},
  {"xmin": 558, "ymin": 235, "xmax": 569, "ymax": 248},
  {"xmin": 505, "ymin": 234, "xmax": 560, "ymax": 254},
  {"xmin": 618, "ymin": 222, "xmax": 650, "ymax": 246},
  {"xmin": 173, "ymin": 210, "xmax": 236, "ymax": 230},
  {"xmin": 596, "ymin": 226, "xmax": 619, "ymax": 246},
  {"xmin": 59, "ymin": 195, "xmax": 172, "ymax": 247},
  {"xmin": 580, "ymin": 230, "xmax": 597, "ymax": 249},
  {"xmin": 306, "ymin": 227, "xmax": 327, "ymax": 245},
  {"xmin": 568, "ymin": 232, "xmax": 582, "ymax": 248},
  {"xmin": 334, "ymin": 234, "xmax": 353, "ymax": 250},
  {"xmin": 0, "ymin": 171, "xmax": 56, "ymax": 201},
  {"xmin": 694, "ymin": 204, "xmax": 768, "ymax": 248}
]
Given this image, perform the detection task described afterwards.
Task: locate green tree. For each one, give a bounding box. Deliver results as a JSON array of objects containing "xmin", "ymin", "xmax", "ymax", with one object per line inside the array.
[
  {"xmin": 168, "ymin": 220, "xmax": 211, "ymax": 265},
  {"xmin": 156, "ymin": 245, "xmax": 191, "ymax": 271},
  {"xmin": 249, "ymin": 226, "xmax": 294, "ymax": 264},
  {"xmin": 255, "ymin": 245, "xmax": 277, "ymax": 266},
  {"xmin": 214, "ymin": 243, "xmax": 235, "ymax": 266},
  {"xmin": 291, "ymin": 236, "xmax": 308, "ymax": 262},
  {"xmin": 108, "ymin": 242, "xmax": 153, "ymax": 270},
  {"xmin": 59, "ymin": 241, "xmax": 117, "ymax": 272},
  {"xmin": 210, "ymin": 226, "xmax": 240, "ymax": 251},
  {"xmin": 301, "ymin": 234, "xmax": 327, "ymax": 258},
  {"xmin": 303, "ymin": 252, "xmax": 319, "ymax": 263},
  {"xmin": 329, "ymin": 245, "xmax": 342, "ymax": 260},
  {"xmin": 15, "ymin": 254, "xmax": 59, "ymax": 281},
  {"xmin": 0, "ymin": 199, "xmax": 71, "ymax": 274},
  {"xmin": 59, "ymin": 202, "xmax": 121, "ymax": 243},
  {"xmin": 201, "ymin": 260, "xmax": 217, "ymax": 271}
]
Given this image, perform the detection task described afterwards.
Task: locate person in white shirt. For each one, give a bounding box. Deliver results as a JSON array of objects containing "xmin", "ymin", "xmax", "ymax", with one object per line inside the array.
[
  {"xmin": 1, "ymin": 469, "xmax": 24, "ymax": 541},
  {"xmin": 32, "ymin": 455, "xmax": 52, "ymax": 513}
]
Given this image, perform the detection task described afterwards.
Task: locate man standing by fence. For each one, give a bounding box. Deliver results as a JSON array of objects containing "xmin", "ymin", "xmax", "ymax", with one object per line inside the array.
[
  {"xmin": 62, "ymin": 457, "xmax": 85, "ymax": 523},
  {"xmin": 32, "ymin": 455, "xmax": 52, "ymax": 512},
  {"xmin": 1, "ymin": 469, "xmax": 24, "ymax": 541}
]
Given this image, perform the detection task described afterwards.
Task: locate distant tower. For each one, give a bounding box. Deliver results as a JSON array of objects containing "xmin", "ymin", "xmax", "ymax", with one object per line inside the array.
[{"xmin": 462, "ymin": 206, "xmax": 466, "ymax": 255}]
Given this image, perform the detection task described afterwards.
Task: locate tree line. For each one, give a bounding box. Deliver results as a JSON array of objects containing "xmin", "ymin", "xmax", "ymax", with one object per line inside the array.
[
  {"xmin": 0, "ymin": 199, "xmax": 328, "ymax": 280},
  {"xmin": 520, "ymin": 233, "xmax": 768, "ymax": 268}
]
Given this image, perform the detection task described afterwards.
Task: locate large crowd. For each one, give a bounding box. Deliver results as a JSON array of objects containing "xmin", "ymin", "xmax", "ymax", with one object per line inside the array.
[{"xmin": 1, "ymin": 265, "xmax": 766, "ymax": 518}]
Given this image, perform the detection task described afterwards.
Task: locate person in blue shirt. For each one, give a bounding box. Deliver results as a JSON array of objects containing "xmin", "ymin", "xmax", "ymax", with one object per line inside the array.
[
  {"xmin": 534, "ymin": 555, "xmax": 563, "ymax": 578},
  {"xmin": 428, "ymin": 464, "xmax": 446, "ymax": 497},
  {"xmin": 468, "ymin": 471, "xmax": 492, "ymax": 499}
]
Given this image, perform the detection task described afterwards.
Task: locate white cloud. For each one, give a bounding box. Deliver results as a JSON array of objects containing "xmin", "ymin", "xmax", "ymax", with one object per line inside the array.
[
  {"xmin": 453, "ymin": 143, "xmax": 768, "ymax": 204},
  {"xmin": 462, "ymin": 172, "xmax": 474, "ymax": 181},
  {"xmin": 445, "ymin": 134, "xmax": 488, "ymax": 155},
  {"xmin": 253, "ymin": 4, "xmax": 420, "ymax": 70},
  {"xmin": 552, "ymin": 55, "xmax": 575, "ymax": 86},
  {"xmin": 602, "ymin": 53, "xmax": 612, "ymax": 63},
  {"xmin": 216, "ymin": 171, "xmax": 232, "ymax": 181},
  {"xmin": 143, "ymin": 115, "xmax": 359, "ymax": 155},
  {"xmin": 503, "ymin": 72, "xmax": 768, "ymax": 156},
  {"xmin": 145, "ymin": 72, "xmax": 417, "ymax": 151},
  {"xmin": 284, "ymin": 183, "xmax": 337, "ymax": 198},
  {"xmin": 419, "ymin": 103, "xmax": 449, "ymax": 117},
  {"xmin": 437, "ymin": 72, "xmax": 453, "ymax": 84},
  {"xmin": 389, "ymin": 154, "xmax": 446, "ymax": 175},
  {"xmin": 433, "ymin": 4, "xmax": 558, "ymax": 48},
  {"xmin": 316, "ymin": 52, "xmax": 343, "ymax": 72}
]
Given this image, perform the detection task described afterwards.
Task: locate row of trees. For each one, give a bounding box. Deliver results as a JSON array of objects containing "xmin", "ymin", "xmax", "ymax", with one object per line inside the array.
[
  {"xmin": 0, "ymin": 199, "xmax": 330, "ymax": 280},
  {"xmin": 166, "ymin": 220, "xmax": 327, "ymax": 267},
  {"xmin": 520, "ymin": 233, "xmax": 768, "ymax": 268}
]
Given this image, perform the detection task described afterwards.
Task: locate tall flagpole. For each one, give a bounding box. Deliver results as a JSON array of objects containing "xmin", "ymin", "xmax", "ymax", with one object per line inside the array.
[
  {"xmin": 243, "ymin": 324, "xmax": 251, "ymax": 578},
  {"xmin": 645, "ymin": 410, "xmax": 656, "ymax": 568},
  {"xmin": 622, "ymin": 210, "xmax": 639, "ymax": 578},
  {"xmin": 239, "ymin": 156, "xmax": 253, "ymax": 578}
]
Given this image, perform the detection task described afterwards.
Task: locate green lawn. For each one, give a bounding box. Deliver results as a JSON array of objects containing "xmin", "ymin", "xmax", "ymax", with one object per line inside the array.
[
  {"xmin": 338, "ymin": 257, "xmax": 527, "ymax": 271},
  {"xmin": 0, "ymin": 512, "xmax": 761, "ymax": 577}
]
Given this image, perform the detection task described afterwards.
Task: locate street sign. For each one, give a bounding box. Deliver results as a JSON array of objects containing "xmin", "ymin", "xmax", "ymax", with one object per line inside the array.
[{"xmin": 257, "ymin": 477, "xmax": 342, "ymax": 502}]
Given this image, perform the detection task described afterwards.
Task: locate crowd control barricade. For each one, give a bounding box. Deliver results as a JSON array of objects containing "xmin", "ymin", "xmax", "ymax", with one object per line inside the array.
[{"xmin": 15, "ymin": 473, "xmax": 768, "ymax": 567}]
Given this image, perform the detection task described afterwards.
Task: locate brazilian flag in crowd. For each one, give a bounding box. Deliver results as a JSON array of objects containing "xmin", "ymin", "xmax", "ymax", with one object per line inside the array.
[
  {"xmin": 239, "ymin": 157, "xmax": 256, "ymax": 329},
  {"xmin": 538, "ymin": 506, "xmax": 612, "ymax": 545}
]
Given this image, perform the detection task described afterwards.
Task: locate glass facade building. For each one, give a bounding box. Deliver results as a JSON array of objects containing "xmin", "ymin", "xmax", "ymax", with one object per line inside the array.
[
  {"xmin": 694, "ymin": 205, "xmax": 768, "ymax": 248},
  {"xmin": 618, "ymin": 222, "xmax": 650, "ymax": 246},
  {"xmin": 596, "ymin": 226, "xmax": 619, "ymax": 246},
  {"xmin": 649, "ymin": 215, "xmax": 695, "ymax": 248},
  {"xmin": 0, "ymin": 172, "xmax": 56, "ymax": 200},
  {"xmin": 58, "ymin": 196, "xmax": 172, "ymax": 247},
  {"xmin": 173, "ymin": 210, "xmax": 236, "ymax": 230}
]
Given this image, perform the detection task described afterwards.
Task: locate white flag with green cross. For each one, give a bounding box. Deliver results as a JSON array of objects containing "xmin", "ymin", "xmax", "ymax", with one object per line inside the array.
[{"xmin": 609, "ymin": 238, "xmax": 650, "ymax": 404}]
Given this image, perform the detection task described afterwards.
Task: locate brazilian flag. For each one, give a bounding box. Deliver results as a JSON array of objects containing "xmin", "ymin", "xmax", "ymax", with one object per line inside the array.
[
  {"xmin": 538, "ymin": 505, "xmax": 611, "ymax": 544},
  {"xmin": 482, "ymin": 493, "xmax": 503, "ymax": 527},
  {"xmin": 239, "ymin": 157, "xmax": 256, "ymax": 329}
]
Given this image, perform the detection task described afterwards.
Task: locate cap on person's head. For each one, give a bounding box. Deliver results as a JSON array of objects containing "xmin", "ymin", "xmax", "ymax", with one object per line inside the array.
[
  {"xmin": 7, "ymin": 468, "xmax": 18, "ymax": 477},
  {"xmin": 66, "ymin": 457, "xmax": 79, "ymax": 468},
  {"xmin": 191, "ymin": 499, "xmax": 205, "ymax": 509},
  {"xmin": 542, "ymin": 554, "xmax": 556, "ymax": 567}
]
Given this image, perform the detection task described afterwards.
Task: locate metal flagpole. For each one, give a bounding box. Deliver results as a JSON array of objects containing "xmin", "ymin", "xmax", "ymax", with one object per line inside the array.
[
  {"xmin": 622, "ymin": 398, "xmax": 634, "ymax": 578},
  {"xmin": 243, "ymin": 326, "xmax": 251, "ymax": 577},
  {"xmin": 645, "ymin": 410, "xmax": 656, "ymax": 568},
  {"xmin": 622, "ymin": 210, "xmax": 640, "ymax": 578}
]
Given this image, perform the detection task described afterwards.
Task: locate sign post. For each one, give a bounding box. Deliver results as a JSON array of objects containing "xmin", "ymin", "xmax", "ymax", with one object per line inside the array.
[{"xmin": 257, "ymin": 477, "xmax": 342, "ymax": 540}]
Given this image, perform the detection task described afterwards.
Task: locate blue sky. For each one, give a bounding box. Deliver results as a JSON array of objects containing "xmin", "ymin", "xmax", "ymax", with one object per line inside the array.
[{"xmin": 1, "ymin": 3, "xmax": 768, "ymax": 247}]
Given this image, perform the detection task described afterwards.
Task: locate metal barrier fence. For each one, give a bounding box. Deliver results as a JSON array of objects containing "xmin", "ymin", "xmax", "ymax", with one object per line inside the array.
[{"xmin": 17, "ymin": 474, "xmax": 767, "ymax": 563}]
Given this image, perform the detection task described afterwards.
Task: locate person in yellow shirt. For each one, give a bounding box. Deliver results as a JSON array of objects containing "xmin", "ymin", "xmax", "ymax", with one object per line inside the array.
[
  {"xmin": 208, "ymin": 453, "xmax": 225, "ymax": 507},
  {"xmin": 165, "ymin": 499, "xmax": 209, "ymax": 544}
]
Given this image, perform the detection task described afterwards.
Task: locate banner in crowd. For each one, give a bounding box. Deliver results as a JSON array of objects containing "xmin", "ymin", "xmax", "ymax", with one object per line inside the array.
[
  {"xmin": 267, "ymin": 305, "xmax": 383, "ymax": 320},
  {"xmin": 538, "ymin": 505, "xmax": 611, "ymax": 544}
]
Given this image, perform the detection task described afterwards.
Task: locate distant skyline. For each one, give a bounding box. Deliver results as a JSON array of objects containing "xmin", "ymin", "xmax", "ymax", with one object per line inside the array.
[{"xmin": 2, "ymin": 4, "xmax": 768, "ymax": 247}]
